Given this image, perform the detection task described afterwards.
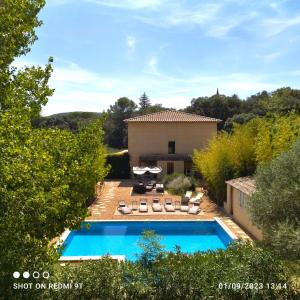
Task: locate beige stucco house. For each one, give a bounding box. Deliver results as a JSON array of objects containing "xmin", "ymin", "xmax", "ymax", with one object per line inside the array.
[
  {"xmin": 225, "ymin": 177, "xmax": 263, "ymax": 240},
  {"xmin": 124, "ymin": 110, "xmax": 221, "ymax": 177}
]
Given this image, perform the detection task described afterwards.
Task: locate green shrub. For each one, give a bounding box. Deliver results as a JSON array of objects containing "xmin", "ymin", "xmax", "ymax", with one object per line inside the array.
[
  {"xmin": 45, "ymin": 243, "xmax": 297, "ymax": 300},
  {"xmin": 193, "ymin": 114, "xmax": 300, "ymax": 204},
  {"xmin": 106, "ymin": 151, "xmax": 130, "ymax": 179},
  {"xmin": 163, "ymin": 173, "xmax": 192, "ymax": 195},
  {"xmin": 249, "ymin": 138, "xmax": 300, "ymax": 260}
]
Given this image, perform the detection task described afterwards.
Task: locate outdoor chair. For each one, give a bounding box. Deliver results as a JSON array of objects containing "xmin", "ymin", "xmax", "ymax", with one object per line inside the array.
[
  {"xmin": 188, "ymin": 202, "xmax": 200, "ymax": 215},
  {"xmin": 139, "ymin": 198, "xmax": 148, "ymax": 212},
  {"xmin": 189, "ymin": 192, "xmax": 204, "ymax": 204},
  {"xmin": 164, "ymin": 198, "xmax": 175, "ymax": 212},
  {"xmin": 118, "ymin": 201, "xmax": 132, "ymax": 214},
  {"xmin": 180, "ymin": 202, "xmax": 189, "ymax": 212},
  {"xmin": 152, "ymin": 198, "xmax": 162, "ymax": 212}
]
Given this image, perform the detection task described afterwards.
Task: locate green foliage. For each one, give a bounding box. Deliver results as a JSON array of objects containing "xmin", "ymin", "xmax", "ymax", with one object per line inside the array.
[
  {"xmin": 33, "ymin": 111, "xmax": 103, "ymax": 132},
  {"xmin": 186, "ymin": 88, "xmax": 300, "ymax": 131},
  {"xmin": 163, "ymin": 173, "xmax": 193, "ymax": 195},
  {"xmin": 104, "ymin": 97, "xmax": 137, "ymax": 148},
  {"xmin": 194, "ymin": 115, "xmax": 300, "ymax": 203},
  {"xmin": 137, "ymin": 230, "xmax": 165, "ymax": 268},
  {"xmin": 224, "ymin": 112, "xmax": 257, "ymax": 131},
  {"xmin": 255, "ymin": 114, "xmax": 300, "ymax": 164},
  {"xmin": 0, "ymin": 113, "xmax": 109, "ymax": 296},
  {"xmin": 248, "ymin": 139, "xmax": 300, "ymax": 259},
  {"xmin": 106, "ymin": 151, "xmax": 131, "ymax": 179},
  {"xmin": 41, "ymin": 243, "xmax": 297, "ymax": 300},
  {"xmin": 185, "ymin": 93, "xmax": 242, "ymax": 129},
  {"xmin": 139, "ymin": 92, "xmax": 151, "ymax": 111},
  {"xmin": 193, "ymin": 121, "xmax": 258, "ymax": 203},
  {"xmin": 0, "ymin": 1, "xmax": 109, "ymax": 296}
]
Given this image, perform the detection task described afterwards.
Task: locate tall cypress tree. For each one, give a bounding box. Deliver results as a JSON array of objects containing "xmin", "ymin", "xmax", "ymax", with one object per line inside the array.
[{"xmin": 139, "ymin": 92, "xmax": 151, "ymax": 111}]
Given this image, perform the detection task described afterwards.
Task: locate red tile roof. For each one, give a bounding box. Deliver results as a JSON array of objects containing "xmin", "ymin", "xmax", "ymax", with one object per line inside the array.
[
  {"xmin": 225, "ymin": 177, "xmax": 256, "ymax": 195},
  {"xmin": 124, "ymin": 110, "xmax": 222, "ymax": 123}
]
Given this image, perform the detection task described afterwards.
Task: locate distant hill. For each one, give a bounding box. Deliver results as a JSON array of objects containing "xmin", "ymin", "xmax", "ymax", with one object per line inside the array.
[{"xmin": 33, "ymin": 111, "xmax": 104, "ymax": 132}]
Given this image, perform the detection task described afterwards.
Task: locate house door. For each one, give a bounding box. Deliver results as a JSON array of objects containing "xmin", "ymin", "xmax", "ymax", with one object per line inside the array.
[
  {"xmin": 230, "ymin": 186, "xmax": 234, "ymax": 215},
  {"xmin": 167, "ymin": 162, "xmax": 174, "ymax": 174}
]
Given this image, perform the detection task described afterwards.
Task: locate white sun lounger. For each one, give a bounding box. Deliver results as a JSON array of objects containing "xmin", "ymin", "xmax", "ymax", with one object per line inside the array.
[
  {"xmin": 118, "ymin": 201, "xmax": 132, "ymax": 214},
  {"xmin": 164, "ymin": 198, "xmax": 175, "ymax": 212},
  {"xmin": 188, "ymin": 203, "xmax": 200, "ymax": 214},
  {"xmin": 185, "ymin": 191, "xmax": 193, "ymax": 199},
  {"xmin": 189, "ymin": 192, "xmax": 204, "ymax": 204},
  {"xmin": 152, "ymin": 198, "xmax": 162, "ymax": 212},
  {"xmin": 139, "ymin": 199, "xmax": 148, "ymax": 212}
]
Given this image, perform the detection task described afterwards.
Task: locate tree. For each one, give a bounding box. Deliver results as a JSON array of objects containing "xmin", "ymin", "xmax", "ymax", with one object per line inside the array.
[
  {"xmin": 40, "ymin": 243, "xmax": 297, "ymax": 300},
  {"xmin": 33, "ymin": 111, "xmax": 103, "ymax": 132},
  {"xmin": 185, "ymin": 94, "xmax": 242, "ymax": 129},
  {"xmin": 104, "ymin": 97, "xmax": 137, "ymax": 148},
  {"xmin": 0, "ymin": 1, "xmax": 109, "ymax": 297},
  {"xmin": 139, "ymin": 92, "xmax": 151, "ymax": 111},
  {"xmin": 0, "ymin": 0, "xmax": 53, "ymax": 119},
  {"xmin": 193, "ymin": 121, "xmax": 258, "ymax": 203},
  {"xmin": 137, "ymin": 230, "xmax": 165, "ymax": 268},
  {"xmin": 248, "ymin": 139, "xmax": 300, "ymax": 259}
]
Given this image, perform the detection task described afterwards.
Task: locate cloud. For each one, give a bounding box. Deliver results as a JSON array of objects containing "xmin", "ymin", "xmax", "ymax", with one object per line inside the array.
[
  {"xmin": 147, "ymin": 56, "xmax": 159, "ymax": 75},
  {"xmin": 13, "ymin": 58, "xmax": 297, "ymax": 116},
  {"xmin": 86, "ymin": 0, "xmax": 163, "ymax": 10},
  {"xmin": 261, "ymin": 51, "xmax": 284, "ymax": 63},
  {"xmin": 126, "ymin": 35, "xmax": 136, "ymax": 51},
  {"xmin": 262, "ymin": 15, "xmax": 300, "ymax": 37}
]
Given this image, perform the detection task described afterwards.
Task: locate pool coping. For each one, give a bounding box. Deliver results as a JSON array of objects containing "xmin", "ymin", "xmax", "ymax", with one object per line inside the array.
[{"xmin": 57, "ymin": 218, "xmax": 237, "ymax": 262}]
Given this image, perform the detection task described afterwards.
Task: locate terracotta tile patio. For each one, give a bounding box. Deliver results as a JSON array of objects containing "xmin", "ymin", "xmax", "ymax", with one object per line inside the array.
[{"xmin": 86, "ymin": 180, "xmax": 252, "ymax": 240}]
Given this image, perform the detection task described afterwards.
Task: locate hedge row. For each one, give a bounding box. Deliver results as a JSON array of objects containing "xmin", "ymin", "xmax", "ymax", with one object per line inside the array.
[{"xmin": 106, "ymin": 151, "xmax": 131, "ymax": 179}]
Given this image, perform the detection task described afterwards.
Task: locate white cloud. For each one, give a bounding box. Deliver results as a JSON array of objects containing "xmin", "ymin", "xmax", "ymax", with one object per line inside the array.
[
  {"xmin": 262, "ymin": 15, "xmax": 300, "ymax": 37},
  {"xmin": 147, "ymin": 56, "xmax": 159, "ymax": 75},
  {"xmin": 86, "ymin": 0, "xmax": 163, "ymax": 10},
  {"xmin": 13, "ymin": 58, "xmax": 296, "ymax": 116},
  {"xmin": 261, "ymin": 51, "xmax": 284, "ymax": 63},
  {"xmin": 126, "ymin": 35, "xmax": 136, "ymax": 51}
]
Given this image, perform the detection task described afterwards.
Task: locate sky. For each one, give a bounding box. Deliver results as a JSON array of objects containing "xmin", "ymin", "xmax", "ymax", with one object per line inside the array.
[{"xmin": 15, "ymin": 0, "xmax": 300, "ymax": 116}]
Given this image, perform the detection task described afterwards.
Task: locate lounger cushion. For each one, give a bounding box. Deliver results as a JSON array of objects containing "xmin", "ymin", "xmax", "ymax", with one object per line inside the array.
[
  {"xmin": 152, "ymin": 203, "xmax": 162, "ymax": 212},
  {"xmin": 165, "ymin": 204, "xmax": 175, "ymax": 212},
  {"xmin": 139, "ymin": 205, "xmax": 148, "ymax": 212},
  {"xmin": 180, "ymin": 205, "xmax": 189, "ymax": 212},
  {"xmin": 188, "ymin": 206, "xmax": 200, "ymax": 214},
  {"xmin": 120, "ymin": 207, "xmax": 132, "ymax": 214}
]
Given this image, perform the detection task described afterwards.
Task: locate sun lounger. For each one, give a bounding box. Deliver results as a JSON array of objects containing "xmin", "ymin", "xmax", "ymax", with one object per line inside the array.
[
  {"xmin": 139, "ymin": 199, "xmax": 148, "ymax": 212},
  {"xmin": 189, "ymin": 192, "xmax": 204, "ymax": 204},
  {"xmin": 185, "ymin": 191, "xmax": 193, "ymax": 199},
  {"xmin": 118, "ymin": 201, "xmax": 132, "ymax": 214},
  {"xmin": 188, "ymin": 203, "xmax": 200, "ymax": 214},
  {"xmin": 164, "ymin": 198, "xmax": 175, "ymax": 212},
  {"xmin": 180, "ymin": 203, "xmax": 189, "ymax": 212},
  {"xmin": 152, "ymin": 198, "xmax": 162, "ymax": 212}
]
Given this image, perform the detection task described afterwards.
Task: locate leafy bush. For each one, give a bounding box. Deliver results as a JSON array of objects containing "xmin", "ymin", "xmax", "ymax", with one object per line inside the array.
[
  {"xmin": 163, "ymin": 173, "xmax": 193, "ymax": 195},
  {"xmin": 43, "ymin": 243, "xmax": 297, "ymax": 300},
  {"xmin": 137, "ymin": 230, "xmax": 165, "ymax": 268},
  {"xmin": 106, "ymin": 151, "xmax": 131, "ymax": 179},
  {"xmin": 194, "ymin": 114, "xmax": 300, "ymax": 204},
  {"xmin": 193, "ymin": 120, "xmax": 258, "ymax": 204},
  {"xmin": 249, "ymin": 138, "xmax": 300, "ymax": 259}
]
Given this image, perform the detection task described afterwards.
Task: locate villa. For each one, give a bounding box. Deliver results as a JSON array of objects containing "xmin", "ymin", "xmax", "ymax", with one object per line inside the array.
[
  {"xmin": 124, "ymin": 110, "xmax": 221, "ymax": 176},
  {"xmin": 225, "ymin": 177, "xmax": 263, "ymax": 240}
]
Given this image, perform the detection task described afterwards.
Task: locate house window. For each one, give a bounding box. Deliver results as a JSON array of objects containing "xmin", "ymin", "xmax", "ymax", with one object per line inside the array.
[
  {"xmin": 239, "ymin": 191, "xmax": 246, "ymax": 208},
  {"xmin": 168, "ymin": 141, "xmax": 175, "ymax": 154},
  {"xmin": 167, "ymin": 162, "xmax": 174, "ymax": 174}
]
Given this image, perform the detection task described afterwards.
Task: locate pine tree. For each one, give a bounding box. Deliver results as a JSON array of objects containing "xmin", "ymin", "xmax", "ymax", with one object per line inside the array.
[{"xmin": 139, "ymin": 92, "xmax": 151, "ymax": 110}]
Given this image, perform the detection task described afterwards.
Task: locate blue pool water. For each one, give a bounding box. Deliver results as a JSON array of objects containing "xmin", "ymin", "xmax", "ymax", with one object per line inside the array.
[{"xmin": 61, "ymin": 221, "xmax": 233, "ymax": 260}]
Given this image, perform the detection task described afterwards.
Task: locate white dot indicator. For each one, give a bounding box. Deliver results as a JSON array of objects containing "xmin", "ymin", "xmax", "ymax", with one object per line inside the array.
[
  {"xmin": 23, "ymin": 271, "xmax": 30, "ymax": 279},
  {"xmin": 13, "ymin": 272, "xmax": 20, "ymax": 279}
]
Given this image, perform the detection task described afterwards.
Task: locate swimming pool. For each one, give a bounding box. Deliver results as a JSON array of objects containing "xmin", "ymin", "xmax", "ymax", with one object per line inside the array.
[{"xmin": 60, "ymin": 220, "xmax": 235, "ymax": 261}]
